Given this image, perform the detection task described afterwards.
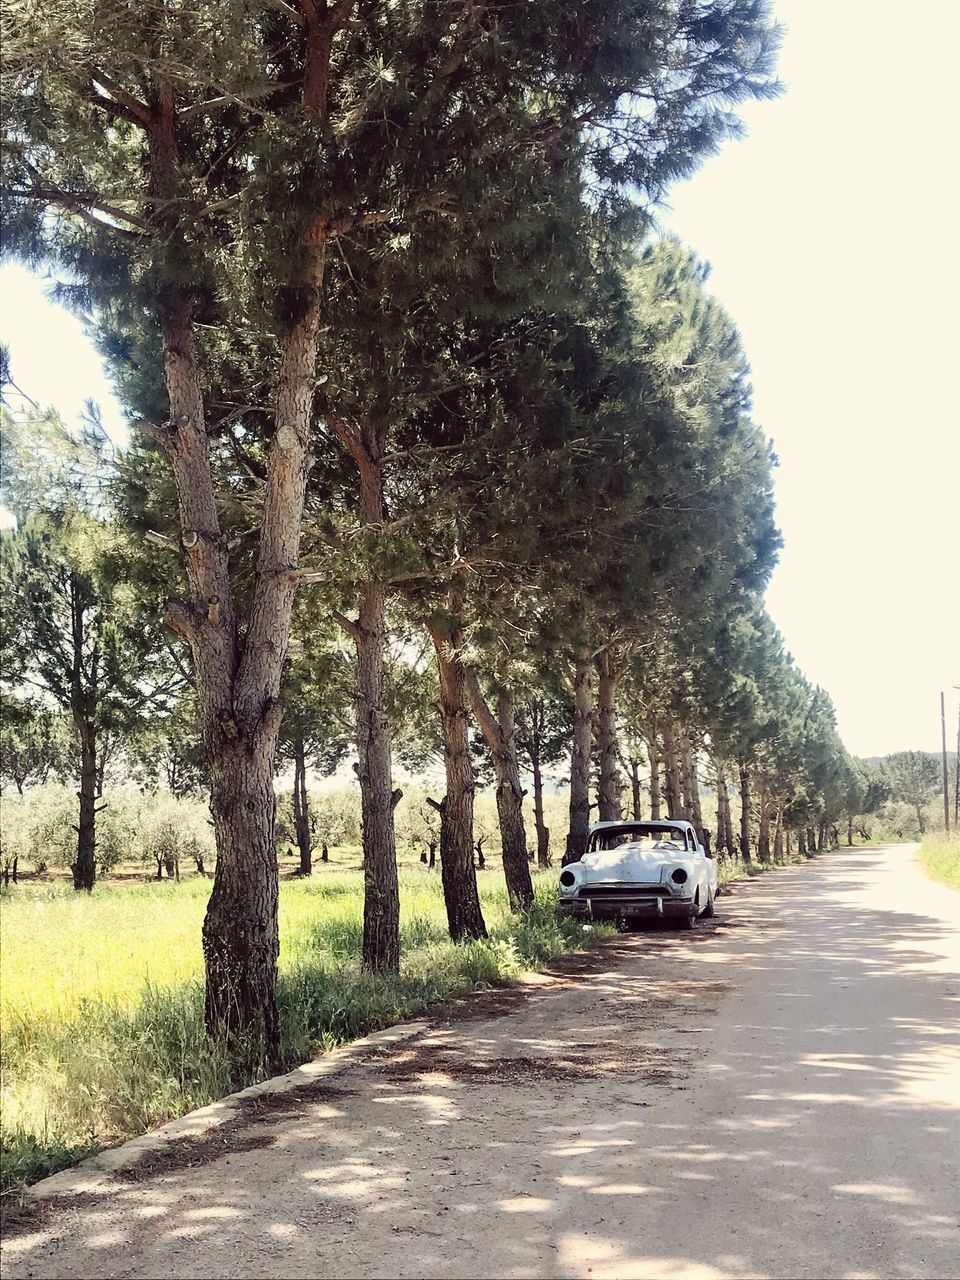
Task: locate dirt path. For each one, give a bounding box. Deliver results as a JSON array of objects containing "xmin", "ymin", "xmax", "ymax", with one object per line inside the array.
[{"xmin": 3, "ymin": 844, "xmax": 958, "ymax": 1280}]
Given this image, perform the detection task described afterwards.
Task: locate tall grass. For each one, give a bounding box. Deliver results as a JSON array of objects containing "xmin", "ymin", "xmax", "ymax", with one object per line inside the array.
[
  {"xmin": 920, "ymin": 835, "xmax": 960, "ymax": 890},
  {"xmin": 0, "ymin": 868, "xmax": 591, "ymax": 1193}
]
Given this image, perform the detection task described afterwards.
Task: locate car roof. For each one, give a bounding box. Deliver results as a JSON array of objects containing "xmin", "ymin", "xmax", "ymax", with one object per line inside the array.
[{"xmin": 587, "ymin": 819, "xmax": 695, "ymax": 834}]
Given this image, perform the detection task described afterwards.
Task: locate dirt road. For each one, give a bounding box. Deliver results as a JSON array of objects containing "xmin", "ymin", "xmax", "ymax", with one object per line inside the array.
[{"xmin": 4, "ymin": 844, "xmax": 958, "ymax": 1280}]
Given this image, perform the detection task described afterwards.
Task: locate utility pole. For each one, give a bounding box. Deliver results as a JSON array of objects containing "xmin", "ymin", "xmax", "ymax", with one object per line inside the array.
[{"xmin": 942, "ymin": 691, "xmax": 951, "ymax": 833}]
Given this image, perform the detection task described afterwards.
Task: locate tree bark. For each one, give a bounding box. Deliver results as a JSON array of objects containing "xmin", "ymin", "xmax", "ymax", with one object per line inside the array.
[
  {"xmin": 564, "ymin": 652, "xmax": 593, "ymax": 864},
  {"xmin": 646, "ymin": 723, "xmax": 661, "ymax": 820},
  {"xmin": 72, "ymin": 718, "xmax": 97, "ymax": 891},
  {"xmin": 715, "ymin": 765, "xmax": 734, "ymax": 857},
  {"xmin": 463, "ymin": 674, "xmax": 534, "ymax": 911},
  {"xmin": 662, "ymin": 718, "xmax": 683, "ymax": 820},
  {"xmin": 629, "ymin": 757, "xmax": 642, "ymax": 820},
  {"xmin": 738, "ymin": 758, "xmax": 752, "ymax": 861},
  {"xmin": 203, "ymin": 743, "xmax": 281, "ymax": 1065},
  {"xmin": 757, "ymin": 800, "xmax": 771, "ymax": 862},
  {"xmin": 797, "ymin": 828, "xmax": 807, "ymax": 856},
  {"xmin": 773, "ymin": 808, "xmax": 784, "ymax": 861},
  {"xmin": 355, "ymin": 579, "xmax": 401, "ymax": 970},
  {"xmin": 428, "ymin": 610, "xmax": 487, "ymax": 941},
  {"xmin": 595, "ymin": 652, "xmax": 623, "ymax": 823},
  {"xmin": 530, "ymin": 741, "xmax": 550, "ymax": 867},
  {"xmin": 330, "ymin": 422, "xmax": 401, "ymax": 973},
  {"xmin": 292, "ymin": 738, "xmax": 312, "ymax": 876},
  {"xmin": 680, "ymin": 728, "xmax": 704, "ymax": 838}
]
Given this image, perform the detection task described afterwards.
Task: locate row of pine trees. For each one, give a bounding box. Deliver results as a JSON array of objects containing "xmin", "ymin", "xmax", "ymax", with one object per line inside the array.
[{"xmin": 0, "ymin": 0, "xmax": 853, "ymax": 1067}]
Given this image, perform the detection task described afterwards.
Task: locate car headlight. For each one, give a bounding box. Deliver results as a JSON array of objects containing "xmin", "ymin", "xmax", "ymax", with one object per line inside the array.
[
  {"xmin": 558, "ymin": 865, "xmax": 583, "ymax": 896},
  {"xmin": 670, "ymin": 867, "xmax": 688, "ymax": 885}
]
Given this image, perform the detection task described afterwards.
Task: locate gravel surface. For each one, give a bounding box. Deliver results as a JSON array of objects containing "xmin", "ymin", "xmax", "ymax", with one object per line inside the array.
[{"xmin": 3, "ymin": 843, "xmax": 958, "ymax": 1280}]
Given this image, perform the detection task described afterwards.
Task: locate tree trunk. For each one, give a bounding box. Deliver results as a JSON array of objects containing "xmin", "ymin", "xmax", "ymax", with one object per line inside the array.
[
  {"xmin": 680, "ymin": 729, "xmax": 704, "ymax": 838},
  {"xmin": 72, "ymin": 719, "xmax": 97, "ymax": 891},
  {"xmin": 738, "ymin": 758, "xmax": 752, "ymax": 861},
  {"xmin": 773, "ymin": 808, "xmax": 784, "ymax": 861},
  {"xmin": 355, "ymin": 582, "xmax": 401, "ymax": 971},
  {"xmin": 646, "ymin": 724, "xmax": 661, "ymax": 820},
  {"xmin": 203, "ymin": 744, "xmax": 281, "ymax": 1066},
  {"xmin": 629, "ymin": 757, "xmax": 642, "ymax": 820},
  {"xmin": 531, "ymin": 745, "xmax": 550, "ymax": 867},
  {"xmin": 429, "ymin": 613, "xmax": 487, "ymax": 941},
  {"xmin": 564, "ymin": 652, "xmax": 593, "ymax": 863},
  {"xmin": 463, "ymin": 673, "xmax": 534, "ymax": 911},
  {"xmin": 292, "ymin": 738, "xmax": 312, "ymax": 876},
  {"xmin": 716, "ymin": 765, "xmax": 734, "ymax": 857},
  {"xmin": 595, "ymin": 653, "xmax": 623, "ymax": 822},
  {"xmin": 847, "ymin": 817, "xmax": 854, "ymax": 847},
  {"xmin": 331, "ymin": 426, "xmax": 401, "ymax": 973},
  {"xmin": 144, "ymin": 81, "xmax": 322, "ymax": 1066},
  {"xmin": 915, "ymin": 804, "xmax": 926, "ymax": 835},
  {"xmin": 797, "ymin": 828, "xmax": 807, "ymax": 856},
  {"xmin": 757, "ymin": 803, "xmax": 771, "ymax": 862},
  {"xmin": 662, "ymin": 719, "xmax": 683, "ymax": 820}
]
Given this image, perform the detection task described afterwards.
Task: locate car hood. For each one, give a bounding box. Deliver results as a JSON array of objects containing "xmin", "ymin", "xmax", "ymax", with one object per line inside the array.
[{"xmin": 579, "ymin": 844, "xmax": 691, "ymax": 882}]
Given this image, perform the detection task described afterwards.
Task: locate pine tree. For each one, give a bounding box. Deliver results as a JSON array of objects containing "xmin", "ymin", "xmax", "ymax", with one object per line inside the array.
[{"xmin": 0, "ymin": 405, "xmax": 178, "ymax": 887}]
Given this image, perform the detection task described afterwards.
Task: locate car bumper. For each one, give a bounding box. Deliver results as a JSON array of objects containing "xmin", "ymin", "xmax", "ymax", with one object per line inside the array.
[{"xmin": 558, "ymin": 894, "xmax": 696, "ymax": 921}]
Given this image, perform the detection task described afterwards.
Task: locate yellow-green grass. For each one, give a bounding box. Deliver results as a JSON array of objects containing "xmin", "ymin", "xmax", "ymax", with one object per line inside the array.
[
  {"xmin": 920, "ymin": 836, "xmax": 960, "ymax": 891},
  {"xmin": 0, "ymin": 860, "xmax": 597, "ymax": 1194}
]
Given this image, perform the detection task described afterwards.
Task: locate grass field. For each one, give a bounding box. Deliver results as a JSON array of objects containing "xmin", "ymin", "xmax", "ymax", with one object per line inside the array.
[
  {"xmin": 919, "ymin": 835, "xmax": 960, "ymax": 890},
  {"xmin": 0, "ymin": 855, "xmax": 606, "ymax": 1195},
  {"xmin": 0, "ymin": 846, "xmax": 794, "ymax": 1196}
]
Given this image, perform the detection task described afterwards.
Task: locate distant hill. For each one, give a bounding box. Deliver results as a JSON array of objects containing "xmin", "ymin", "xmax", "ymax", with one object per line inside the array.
[{"xmin": 863, "ymin": 752, "xmax": 957, "ymax": 767}]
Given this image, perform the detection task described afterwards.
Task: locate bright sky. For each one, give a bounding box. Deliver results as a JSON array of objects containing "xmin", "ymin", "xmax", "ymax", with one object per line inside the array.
[
  {"xmin": 660, "ymin": 0, "xmax": 960, "ymax": 756},
  {"xmin": 1, "ymin": 0, "xmax": 957, "ymax": 757}
]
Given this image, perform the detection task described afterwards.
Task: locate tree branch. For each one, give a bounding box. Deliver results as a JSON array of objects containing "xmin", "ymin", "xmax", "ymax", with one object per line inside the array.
[
  {"xmin": 332, "ymin": 609, "xmax": 362, "ymax": 642},
  {"xmin": 409, "ymin": 2, "xmax": 485, "ymax": 130},
  {"xmin": 133, "ymin": 419, "xmax": 177, "ymax": 449},
  {"xmin": 144, "ymin": 529, "xmax": 179, "ymax": 552},
  {"xmin": 163, "ymin": 599, "xmax": 200, "ymax": 645},
  {"xmin": 89, "ymin": 68, "xmax": 151, "ymax": 125}
]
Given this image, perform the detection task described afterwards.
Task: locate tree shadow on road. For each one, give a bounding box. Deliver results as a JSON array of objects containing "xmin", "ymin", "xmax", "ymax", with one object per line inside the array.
[{"xmin": 4, "ymin": 846, "xmax": 959, "ymax": 1280}]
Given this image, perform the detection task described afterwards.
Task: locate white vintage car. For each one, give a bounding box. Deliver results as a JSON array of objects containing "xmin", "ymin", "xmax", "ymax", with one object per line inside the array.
[{"xmin": 558, "ymin": 819, "xmax": 717, "ymax": 929}]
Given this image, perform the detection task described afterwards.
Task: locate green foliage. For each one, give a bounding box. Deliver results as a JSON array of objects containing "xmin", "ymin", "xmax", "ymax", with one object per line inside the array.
[
  {"xmin": 136, "ymin": 792, "xmax": 215, "ymax": 875},
  {"xmin": 885, "ymin": 752, "xmax": 942, "ymax": 833},
  {"xmin": 0, "ymin": 784, "xmax": 214, "ymax": 877},
  {"xmin": 0, "ymin": 695, "xmax": 73, "ymax": 796}
]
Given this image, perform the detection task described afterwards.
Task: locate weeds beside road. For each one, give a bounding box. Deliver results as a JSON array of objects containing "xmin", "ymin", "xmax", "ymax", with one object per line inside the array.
[{"xmin": 920, "ymin": 834, "xmax": 960, "ymax": 890}]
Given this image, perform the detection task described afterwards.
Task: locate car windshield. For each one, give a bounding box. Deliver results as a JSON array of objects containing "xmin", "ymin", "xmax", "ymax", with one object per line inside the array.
[{"xmin": 589, "ymin": 825, "xmax": 690, "ymax": 852}]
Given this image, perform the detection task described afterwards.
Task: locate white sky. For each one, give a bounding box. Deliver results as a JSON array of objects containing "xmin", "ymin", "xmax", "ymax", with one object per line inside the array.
[
  {"xmin": 660, "ymin": 0, "xmax": 960, "ymax": 756},
  {"xmin": 1, "ymin": 0, "xmax": 958, "ymax": 757}
]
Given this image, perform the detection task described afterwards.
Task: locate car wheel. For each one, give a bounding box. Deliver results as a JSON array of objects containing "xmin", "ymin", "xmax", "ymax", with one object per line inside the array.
[
  {"xmin": 674, "ymin": 912, "xmax": 695, "ymax": 930},
  {"xmin": 702, "ymin": 888, "xmax": 716, "ymax": 919}
]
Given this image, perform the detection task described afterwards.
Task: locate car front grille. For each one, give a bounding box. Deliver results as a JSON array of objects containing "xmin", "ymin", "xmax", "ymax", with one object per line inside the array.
[{"xmin": 580, "ymin": 884, "xmax": 670, "ymax": 898}]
